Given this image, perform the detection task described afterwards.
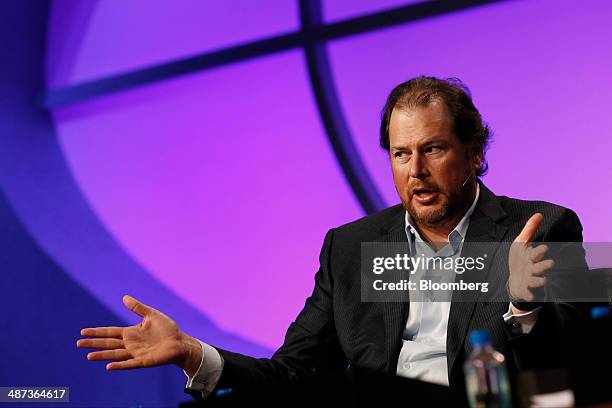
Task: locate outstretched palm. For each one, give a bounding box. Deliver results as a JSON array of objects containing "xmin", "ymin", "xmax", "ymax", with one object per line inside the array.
[{"xmin": 77, "ymin": 295, "xmax": 189, "ymax": 371}]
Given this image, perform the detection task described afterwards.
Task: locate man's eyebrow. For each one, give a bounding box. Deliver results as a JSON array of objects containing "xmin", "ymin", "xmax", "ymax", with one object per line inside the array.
[
  {"xmin": 391, "ymin": 137, "xmax": 448, "ymax": 150},
  {"xmin": 421, "ymin": 136, "xmax": 447, "ymax": 144},
  {"xmin": 390, "ymin": 145, "xmax": 409, "ymax": 151}
]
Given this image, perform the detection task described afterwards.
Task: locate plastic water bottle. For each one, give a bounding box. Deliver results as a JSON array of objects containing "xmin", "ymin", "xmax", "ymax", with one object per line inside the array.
[{"xmin": 463, "ymin": 330, "xmax": 512, "ymax": 408}]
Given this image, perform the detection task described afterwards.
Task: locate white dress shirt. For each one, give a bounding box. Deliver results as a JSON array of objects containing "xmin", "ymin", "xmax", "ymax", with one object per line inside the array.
[
  {"xmin": 184, "ymin": 340, "xmax": 224, "ymax": 398},
  {"xmin": 396, "ymin": 184, "xmax": 540, "ymax": 385},
  {"xmin": 186, "ymin": 184, "xmax": 540, "ymax": 395},
  {"xmin": 395, "ymin": 184, "xmax": 479, "ymax": 385}
]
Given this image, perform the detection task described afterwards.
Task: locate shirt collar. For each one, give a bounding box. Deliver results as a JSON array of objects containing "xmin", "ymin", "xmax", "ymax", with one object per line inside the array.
[{"xmin": 405, "ymin": 183, "xmax": 480, "ymax": 253}]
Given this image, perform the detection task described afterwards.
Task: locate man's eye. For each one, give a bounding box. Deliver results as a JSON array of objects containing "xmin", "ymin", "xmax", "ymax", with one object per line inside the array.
[{"xmin": 426, "ymin": 146, "xmax": 442, "ymax": 154}]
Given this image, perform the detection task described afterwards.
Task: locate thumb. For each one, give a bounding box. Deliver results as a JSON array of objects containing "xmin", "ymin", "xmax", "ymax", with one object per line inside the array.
[
  {"xmin": 123, "ymin": 295, "xmax": 155, "ymax": 318},
  {"xmin": 514, "ymin": 213, "xmax": 543, "ymax": 243}
]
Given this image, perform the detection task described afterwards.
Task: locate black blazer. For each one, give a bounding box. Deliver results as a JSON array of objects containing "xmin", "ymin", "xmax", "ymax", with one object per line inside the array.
[{"xmin": 212, "ymin": 182, "xmax": 589, "ymax": 395}]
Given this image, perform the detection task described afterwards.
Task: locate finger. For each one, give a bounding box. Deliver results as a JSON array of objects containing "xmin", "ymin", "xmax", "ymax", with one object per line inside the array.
[
  {"xmin": 123, "ymin": 295, "xmax": 155, "ymax": 318},
  {"xmin": 87, "ymin": 349, "xmax": 132, "ymax": 361},
  {"xmin": 528, "ymin": 276, "xmax": 548, "ymax": 288},
  {"xmin": 106, "ymin": 358, "xmax": 144, "ymax": 370},
  {"xmin": 77, "ymin": 338, "xmax": 124, "ymax": 350},
  {"xmin": 80, "ymin": 327, "xmax": 123, "ymax": 339},
  {"xmin": 530, "ymin": 244, "xmax": 549, "ymax": 263},
  {"xmin": 532, "ymin": 259, "xmax": 555, "ymax": 275},
  {"xmin": 514, "ymin": 213, "xmax": 543, "ymax": 243}
]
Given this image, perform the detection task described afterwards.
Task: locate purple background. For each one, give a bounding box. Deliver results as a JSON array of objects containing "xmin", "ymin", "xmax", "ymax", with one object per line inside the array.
[
  {"xmin": 50, "ymin": 51, "xmax": 363, "ymax": 349},
  {"xmin": 2, "ymin": 1, "xmax": 608, "ymax": 405},
  {"xmin": 329, "ymin": 0, "xmax": 612, "ymax": 240},
  {"xmin": 44, "ymin": 0, "xmax": 612, "ymax": 351},
  {"xmin": 46, "ymin": 0, "xmax": 299, "ymax": 87}
]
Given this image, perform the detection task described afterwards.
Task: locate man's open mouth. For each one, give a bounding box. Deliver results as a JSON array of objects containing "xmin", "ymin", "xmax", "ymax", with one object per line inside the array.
[{"xmin": 412, "ymin": 188, "xmax": 438, "ymax": 204}]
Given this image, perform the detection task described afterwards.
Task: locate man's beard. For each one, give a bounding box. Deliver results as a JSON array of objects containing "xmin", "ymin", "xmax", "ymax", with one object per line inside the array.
[{"xmin": 403, "ymin": 185, "xmax": 468, "ymax": 228}]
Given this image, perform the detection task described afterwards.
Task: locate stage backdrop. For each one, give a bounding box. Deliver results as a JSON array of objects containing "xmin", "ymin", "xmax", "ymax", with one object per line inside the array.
[{"xmin": 1, "ymin": 1, "xmax": 610, "ymax": 407}]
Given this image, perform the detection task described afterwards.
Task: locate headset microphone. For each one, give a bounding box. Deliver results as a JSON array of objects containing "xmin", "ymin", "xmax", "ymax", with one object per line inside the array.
[{"xmin": 462, "ymin": 175, "xmax": 471, "ymax": 187}]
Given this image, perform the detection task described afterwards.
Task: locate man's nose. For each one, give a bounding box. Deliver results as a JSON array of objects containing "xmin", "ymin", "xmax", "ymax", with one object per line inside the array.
[{"xmin": 409, "ymin": 152, "xmax": 427, "ymax": 179}]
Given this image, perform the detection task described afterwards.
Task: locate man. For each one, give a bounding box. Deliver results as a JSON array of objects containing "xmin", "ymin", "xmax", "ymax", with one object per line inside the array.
[{"xmin": 77, "ymin": 77, "xmax": 588, "ymax": 399}]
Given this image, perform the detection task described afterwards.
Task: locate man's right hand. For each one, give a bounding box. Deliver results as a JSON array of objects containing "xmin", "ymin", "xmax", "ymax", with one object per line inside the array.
[{"xmin": 77, "ymin": 295, "xmax": 203, "ymax": 376}]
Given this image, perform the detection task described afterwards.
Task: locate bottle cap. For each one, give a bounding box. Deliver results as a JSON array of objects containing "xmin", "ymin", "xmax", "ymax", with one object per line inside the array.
[
  {"xmin": 469, "ymin": 330, "xmax": 491, "ymax": 347},
  {"xmin": 590, "ymin": 306, "xmax": 610, "ymax": 320}
]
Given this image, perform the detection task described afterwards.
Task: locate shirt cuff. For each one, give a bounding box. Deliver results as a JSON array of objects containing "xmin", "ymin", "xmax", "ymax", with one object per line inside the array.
[
  {"xmin": 183, "ymin": 339, "xmax": 225, "ymax": 399},
  {"xmin": 503, "ymin": 303, "xmax": 542, "ymax": 334}
]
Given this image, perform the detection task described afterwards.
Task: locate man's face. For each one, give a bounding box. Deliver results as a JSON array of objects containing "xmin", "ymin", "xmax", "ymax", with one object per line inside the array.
[{"xmin": 389, "ymin": 101, "xmax": 478, "ymax": 228}]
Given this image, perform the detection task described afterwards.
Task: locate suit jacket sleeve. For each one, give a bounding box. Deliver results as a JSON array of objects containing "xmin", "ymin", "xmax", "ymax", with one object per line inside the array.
[
  {"xmin": 211, "ymin": 228, "xmax": 347, "ymax": 391},
  {"xmin": 506, "ymin": 208, "xmax": 594, "ymax": 370}
]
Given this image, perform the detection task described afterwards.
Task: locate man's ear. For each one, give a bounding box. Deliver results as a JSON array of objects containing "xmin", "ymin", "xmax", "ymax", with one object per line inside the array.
[
  {"xmin": 473, "ymin": 154, "xmax": 482, "ymax": 171},
  {"xmin": 471, "ymin": 145, "xmax": 483, "ymax": 172}
]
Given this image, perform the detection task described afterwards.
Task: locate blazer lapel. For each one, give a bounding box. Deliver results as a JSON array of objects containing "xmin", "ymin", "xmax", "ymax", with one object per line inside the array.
[
  {"xmin": 446, "ymin": 183, "xmax": 508, "ymax": 376},
  {"xmin": 378, "ymin": 213, "xmax": 411, "ymax": 374}
]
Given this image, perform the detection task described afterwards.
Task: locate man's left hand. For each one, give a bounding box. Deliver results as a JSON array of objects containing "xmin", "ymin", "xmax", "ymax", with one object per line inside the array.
[{"xmin": 508, "ymin": 213, "xmax": 554, "ymax": 303}]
